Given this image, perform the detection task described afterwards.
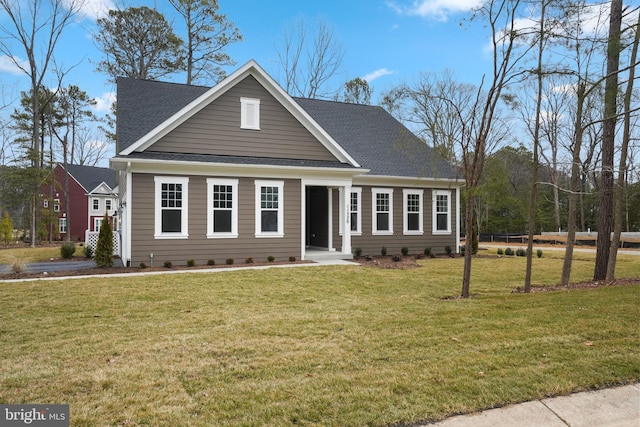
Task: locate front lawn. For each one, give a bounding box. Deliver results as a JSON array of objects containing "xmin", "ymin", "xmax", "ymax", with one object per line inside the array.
[{"xmin": 1, "ymin": 253, "xmax": 638, "ymax": 426}]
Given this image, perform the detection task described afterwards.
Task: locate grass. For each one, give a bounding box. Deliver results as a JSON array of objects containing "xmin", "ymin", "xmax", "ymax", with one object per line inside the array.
[
  {"xmin": 0, "ymin": 245, "xmax": 84, "ymax": 264},
  {"xmin": 0, "ymin": 253, "xmax": 638, "ymax": 426}
]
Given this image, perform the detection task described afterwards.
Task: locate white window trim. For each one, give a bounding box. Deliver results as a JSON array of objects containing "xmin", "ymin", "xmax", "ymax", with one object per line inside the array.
[
  {"xmin": 339, "ymin": 187, "xmax": 362, "ymax": 236},
  {"xmin": 92, "ymin": 198, "xmax": 99, "ymax": 211},
  {"xmin": 43, "ymin": 199, "xmax": 49, "ymax": 208},
  {"xmin": 372, "ymin": 188, "xmax": 393, "ymax": 235},
  {"xmin": 255, "ymin": 180, "xmax": 284, "ymax": 238},
  {"xmin": 240, "ymin": 97, "xmax": 260, "ymax": 130},
  {"xmin": 58, "ymin": 218, "xmax": 67, "ymax": 234},
  {"xmin": 94, "ymin": 217, "xmax": 103, "ymax": 232},
  {"xmin": 53, "ymin": 199, "xmax": 60, "ymax": 212},
  {"xmin": 403, "ymin": 189, "xmax": 424, "ymax": 235},
  {"xmin": 105, "ymin": 199, "xmax": 112, "ymax": 212},
  {"xmin": 207, "ymin": 178, "xmax": 239, "ymax": 239},
  {"xmin": 154, "ymin": 176, "xmax": 189, "ymax": 239},
  {"xmin": 432, "ymin": 189, "xmax": 452, "ymax": 235}
]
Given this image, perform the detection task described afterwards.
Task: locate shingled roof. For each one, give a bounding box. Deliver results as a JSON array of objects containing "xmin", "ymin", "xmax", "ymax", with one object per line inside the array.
[
  {"xmin": 64, "ymin": 164, "xmax": 116, "ymax": 192},
  {"xmin": 293, "ymin": 98, "xmax": 458, "ymax": 180},
  {"xmin": 116, "ymin": 76, "xmax": 458, "ymax": 180},
  {"xmin": 116, "ymin": 77, "xmax": 208, "ymax": 153}
]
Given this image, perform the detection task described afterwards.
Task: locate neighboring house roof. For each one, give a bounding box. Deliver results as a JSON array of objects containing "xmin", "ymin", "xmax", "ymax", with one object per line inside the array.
[
  {"xmin": 63, "ymin": 164, "xmax": 116, "ymax": 193},
  {"xmin": 293, "ymin": 98, "xmax": 458, "ymax": 180},
  {"xmin": 114, "ymin": 60, "xmax": 458, "ymax": 181}
]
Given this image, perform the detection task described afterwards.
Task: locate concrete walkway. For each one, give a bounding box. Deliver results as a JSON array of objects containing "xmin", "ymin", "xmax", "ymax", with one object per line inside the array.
[{"xmin": 420, "ymin": 383, "xmax": 640, "ymax": 427}]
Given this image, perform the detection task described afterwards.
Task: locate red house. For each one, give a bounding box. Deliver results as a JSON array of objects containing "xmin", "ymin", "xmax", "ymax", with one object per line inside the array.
[{"xmin": 40, "ymin": 164, "xmax": 118, "ymax": 242}]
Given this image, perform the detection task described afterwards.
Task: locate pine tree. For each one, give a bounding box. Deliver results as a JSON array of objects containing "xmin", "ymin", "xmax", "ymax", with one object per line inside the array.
[{"xmin": 95, "ymin": 213, "xmax": 113, "ymax": 268}]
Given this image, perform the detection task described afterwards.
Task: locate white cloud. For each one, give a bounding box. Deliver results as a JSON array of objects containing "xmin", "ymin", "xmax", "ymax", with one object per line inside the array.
[
  {"xmin": 65, "ymin": 0, "xmax": 115, "ymax": 20},
  {"xmin": 387, "ymin": 0, "xmax": 482, "ymax": 21},
  {"xmin": 0, "ymin": 55, "xmax": 28, "ymax": 75},
  {"xmin": 93, "ymin": 91, "xmax": 116, "ymax": 113},
  {"xmin": 363, "ymin": 68, "xmax": 395, "ymax": 82}
]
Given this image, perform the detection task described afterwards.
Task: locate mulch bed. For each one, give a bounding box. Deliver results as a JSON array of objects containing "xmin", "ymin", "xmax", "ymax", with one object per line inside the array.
[
  {"xmin": 513, "ymin": 277, "xmax": 640, "ymax": 293},
  {"xmin": 0, "ymin": 257, "xmax": 311, "ymax": 280}
]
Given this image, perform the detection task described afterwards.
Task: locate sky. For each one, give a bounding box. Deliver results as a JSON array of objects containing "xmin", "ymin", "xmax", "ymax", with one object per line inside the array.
[
  {"xmin": 0, "ymin": 0, "xmax": 633, "ymax": 166},
  {"xmin": 0, "ymin": 0, "xmax": 494, "ymax": 120}
]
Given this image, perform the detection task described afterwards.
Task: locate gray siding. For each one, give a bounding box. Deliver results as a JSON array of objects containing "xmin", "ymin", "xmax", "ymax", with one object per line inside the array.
[
  {"xmin": 332, "ymin": 186, "xmax": 457, "ymax": 256},
  {"xmin": 130, "ymin": 173, "xmax": 301, "ymax": 266},
  {"xmin": 148, "ymin": 76, "xmax": 339, "ymax": 162}
]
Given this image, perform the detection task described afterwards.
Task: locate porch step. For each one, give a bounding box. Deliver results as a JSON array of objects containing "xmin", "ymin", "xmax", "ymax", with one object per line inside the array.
[{"xmin": 305, "ymin": 250, "xmax": 353, "ymax": 262}]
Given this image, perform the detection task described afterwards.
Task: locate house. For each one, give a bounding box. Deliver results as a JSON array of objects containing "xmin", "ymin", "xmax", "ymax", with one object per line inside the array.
[
  {"xmin": 40, "ymin": 164, "xmax": 118, "ymax": 242},
  {"xmin": 111, "ymin": 60, "xmax": 463, "ymax": 267}
]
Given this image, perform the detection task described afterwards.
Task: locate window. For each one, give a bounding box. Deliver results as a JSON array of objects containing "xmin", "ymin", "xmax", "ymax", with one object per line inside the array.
[
  {"xmin": 54, "ymin": 199, "xmax": 60, "ymax": 212},
  {"xmin": 339, "ymin": 187, "xmax": 362, "ymax": 236},
  {"xmin": 43, "ymin": 199, "xmax": 49, "ymax": 209},
  {"xmin": 255, "ymin": 180, "xmax": 284, "ymax": 237},
  {"xmin": 207, "ymin": 178, "xmax": 238, "ymax": 238},
  {"xmin": 92, "ymin": 198, "xmax": 99, "ymax": 211},
  {"xmin": 154, "ymin": 176, "xmax": 189, "ymax": 239},
  {"xmin": 372, "ymin": 188, "xmax": 393, "ymax": 235},
  {"xmin": 433, "ymin": 190, "xmax": 451, "ymax": 234},
  {"xmin": 94, "ymin": 217, "xmax": 103, "ymax": 232},
  {"xmin": 350, "ymin": 188, "xmax": 362, "ymax": 234},
  {"xmin": 403, "ymin": 189, "xmax": 423, "ymax": 235},
  {"xmin": 105, "ymin": 199, "xmax": 112, "ymax": 212},
  {"xmin": 59, "ymin": 218, "xmax": 67, "ymax": 234},
  {"xmin": 240, "ymin": 97, "xmax": 260, "ymax": 130}
]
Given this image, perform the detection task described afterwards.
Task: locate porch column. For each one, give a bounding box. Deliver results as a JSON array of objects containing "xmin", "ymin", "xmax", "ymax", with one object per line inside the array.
[{"xmin": 342, "ymin": 184, "xmax": 352, "ymax": 255}]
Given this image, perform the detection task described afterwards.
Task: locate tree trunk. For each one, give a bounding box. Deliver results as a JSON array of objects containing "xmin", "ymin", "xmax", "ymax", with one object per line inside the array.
[
  {"xmin": 524, "ymin": 0, "xmax": 546, "ymax": 293},
  {"xmin": 561, "ymin": 82, "xmax": 586, "ymax": 287},
  {"xmin": 461, "ymin": 194, "xmax": 474, "ymax": 298},
  {"xmin": 594, "ymin": 0, "xmax": 622, "ymax": 281},
  {"xmin": 606, "ymin": 10, "xmax": 638, "ymax": 280}
]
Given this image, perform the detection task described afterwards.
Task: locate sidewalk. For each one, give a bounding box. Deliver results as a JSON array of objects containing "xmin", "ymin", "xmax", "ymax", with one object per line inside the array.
[{"xmin": 420, "ymin": 383, "xmax": 640, "ymax": 427}]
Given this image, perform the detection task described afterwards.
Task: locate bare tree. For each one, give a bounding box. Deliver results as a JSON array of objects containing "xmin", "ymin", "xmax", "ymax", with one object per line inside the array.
[
  {"xmin": 607, "ymin": 7, "xmax": 640, "ymax": 280},
  {"xmin": 593, "ymin": 0, "xmax": 622, "ymax": 280},
  {"xmin": 459, "ymin": 0, "xmax": 532, "ymax": 298},
  {"xmin": 0, "ymin": 0, "xmax": 83, "ymax": 246},
  {"xmin": 276, "ymin": 18, "xmax": 345, "ymax": 99}
]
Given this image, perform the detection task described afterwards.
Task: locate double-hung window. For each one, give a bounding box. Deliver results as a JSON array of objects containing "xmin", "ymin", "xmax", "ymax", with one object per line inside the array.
[
  {"xmin": 255, "ymin": 180, "xmax": 284, "ymax": 237},
  {"xmin": 59, "ymin": 218, "xmax": 67, "ymax": 234},
  {"xmin": 403, "ymin": 189, "xmax": 423, "ymax": 235},
  {"xmin": 154, "ymin": 176, "xmax": 189, "ymax": 239},
  {"xmin": 432, "ymin": 190, "xmax": 451, "ymax": 234},
  {"xmin": 207, "ymin": 178, "xmax": 238, "ymax": 238},
  {"xmin": 92, "ymin": 198, "xmax": 99, "ymax": 211},
  {"xmin": 372, "ymin": 188, "xmax": 393, "ymax": 235}
]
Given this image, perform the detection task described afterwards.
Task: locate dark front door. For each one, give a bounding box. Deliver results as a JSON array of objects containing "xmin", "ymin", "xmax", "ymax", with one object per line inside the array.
[{"xmin": 306, "ymin": 186, "xmax": 329, "ymax": 248}]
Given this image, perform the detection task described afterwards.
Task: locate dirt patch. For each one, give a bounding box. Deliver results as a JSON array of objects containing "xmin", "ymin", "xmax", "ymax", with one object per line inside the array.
[
  {"xmin": 512, "ymin": 278, "xmax": 640, "ymax": 293},
  {"xmin": 353, "ymin": 255, "xmax": 442, "ymax": 269}
]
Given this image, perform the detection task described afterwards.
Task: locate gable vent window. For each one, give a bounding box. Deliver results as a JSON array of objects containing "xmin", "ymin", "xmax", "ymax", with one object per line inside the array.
[{"xmin": 240, "ymin": 97, "xmax": 260, "ymax": 130}]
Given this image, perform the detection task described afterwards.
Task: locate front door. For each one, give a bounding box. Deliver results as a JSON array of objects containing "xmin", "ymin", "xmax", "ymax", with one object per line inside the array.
[{"xmin": 306, "ymin": 186, "xmax": 329, "ymax": 248}]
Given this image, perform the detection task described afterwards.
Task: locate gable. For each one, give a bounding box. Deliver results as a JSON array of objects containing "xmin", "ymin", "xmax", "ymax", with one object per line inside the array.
[
  {"xmin": 147, "ymin": 76, "xmax": 339, "ymax": 163},
  {"xmin": 88, "ymin": 182, "xmax": 114, "ymax": 195}
]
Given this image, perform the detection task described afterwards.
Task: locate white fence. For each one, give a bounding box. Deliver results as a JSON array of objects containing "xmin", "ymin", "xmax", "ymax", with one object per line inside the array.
[{"xmin": 85, "ymin": 230, "xmax": 120, "ymax": 256}]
